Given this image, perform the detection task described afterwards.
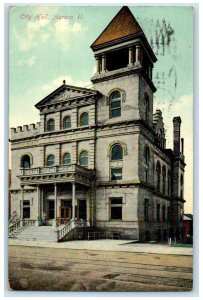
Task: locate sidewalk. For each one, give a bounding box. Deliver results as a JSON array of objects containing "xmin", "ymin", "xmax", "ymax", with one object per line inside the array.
[{"xmin": 9, "ymin": 239, "xmax": 193, "ymax": 256}]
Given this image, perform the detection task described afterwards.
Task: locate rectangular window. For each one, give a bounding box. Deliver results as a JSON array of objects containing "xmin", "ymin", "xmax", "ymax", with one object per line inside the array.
[
  {"xmin": 111, "ymin": 168, "xmax": 122, "ymax": 180},
  {"xmin": 23, "ymin": 200, "xmax": 30, "ymax": 218},
  {"xmin": 156, "ymin": 204, "xmax": 160, "ymax": 222},
  {"xmin": 167, "ymin": 207, "xmax": 170, "ymax": 221},
  {"xmin": 110, "ymin": 198, "xmax": 122, "ymax": 220}
]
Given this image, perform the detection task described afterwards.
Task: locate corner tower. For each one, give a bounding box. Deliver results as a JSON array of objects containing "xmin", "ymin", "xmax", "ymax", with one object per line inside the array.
[{"xmin": 91, "ymin": 6, "xmax": 157, "ymax": 127}]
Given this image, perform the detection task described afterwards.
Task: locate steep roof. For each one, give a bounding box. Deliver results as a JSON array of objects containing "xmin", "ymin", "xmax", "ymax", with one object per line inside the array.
[{"xmin": 91, "ymin": 6, "xmax": 143, "ymax": 49}]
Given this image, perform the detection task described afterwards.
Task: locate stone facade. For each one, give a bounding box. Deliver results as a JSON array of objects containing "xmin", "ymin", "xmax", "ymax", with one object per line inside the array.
[{"xmin": 9, "ymin": 6, "xmax": 185, "ymax": 241}]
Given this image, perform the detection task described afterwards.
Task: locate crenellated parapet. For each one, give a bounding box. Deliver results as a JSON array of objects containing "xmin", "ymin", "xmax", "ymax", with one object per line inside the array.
[{"xmin": 10, "ymin": 122, "xmax": 41, "ymax": 140}]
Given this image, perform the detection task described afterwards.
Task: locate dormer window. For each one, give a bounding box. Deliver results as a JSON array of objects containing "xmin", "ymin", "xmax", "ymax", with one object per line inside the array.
[
  {"xmin": 47, "ymin": 119, "xmax": 55, "ymax": 131},
  {"xmin": 110, "ymin": 91, "xmax": 121, "ymax": 118}
]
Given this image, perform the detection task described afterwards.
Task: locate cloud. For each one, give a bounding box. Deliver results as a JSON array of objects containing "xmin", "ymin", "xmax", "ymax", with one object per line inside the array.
[
  {"xmin": 154, "ymin": 94, "xmax": 193, "ymax": 213},
  {"xmin": 16, "ymin": 55, "xmax": 36, "ymax": 68},
  {"xmin": 41, "ymin": 75, "xmax": 92, "ymax": 95},
  {"xmin": 54, "ymin": 20, "xmax": 87, "ymax": 51},
  {"xmin": 13, "ymin": 15, "xmax": 87, "ymax": 52}
]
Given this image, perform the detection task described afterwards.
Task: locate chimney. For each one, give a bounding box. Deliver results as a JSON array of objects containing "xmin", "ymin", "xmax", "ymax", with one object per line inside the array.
[{"xmin": 173, "ymin": 116, "xmax": 181, "ymax": 155}]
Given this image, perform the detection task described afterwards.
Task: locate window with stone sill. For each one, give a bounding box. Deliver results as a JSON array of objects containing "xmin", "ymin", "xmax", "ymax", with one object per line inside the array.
[
  {"xmin": 110, "ymin": 91, "xmax": 121, "ymax": 118},
  {"xmin": 23, "ymin": 200, "xmax": 30, "ymax": 219},
  {"xmin": 111, "ymin": 168, "xmax": 122, "ymax": 180},
  {"xmin": 63, "ymin": 153, "xmax": 71, "ymax": 165},
  {"xmin": 144, "ymin": 199, "xmax": 149, "ymax": 221},
  {"xmin": 80, "ymin": 112, "xmax": 89, "ymax": 126},
  {"xmin": 79, "ymin": 150, "xmax": 88, "ymax": 167},
  {"xmin": 63, "ymin": 115, "xmax": 71, "ymax": 129},
  {"xmin": 47, "ymin": 119, "xmax": 55, "ymax": 131},
  {"xmin": 110, "ymin": 198, "xmax": 122, "ymax": 220},
  {"xmin": 47, "ymin": 154, "xmax": 55, "ymax": 166},
  {"xmin": 111, "ymin": 144, "xmax": 123, "ymax": 161},
  {"xmin": 21, "ymin": 155, "xmax": 31, "ymax": 169}
]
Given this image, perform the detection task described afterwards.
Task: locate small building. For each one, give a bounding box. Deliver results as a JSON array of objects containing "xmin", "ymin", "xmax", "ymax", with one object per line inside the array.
[
  {"xmin": 183, "ymin": 214, "xmax": 193, "ymax": 238},
  {"xmin": 9, "ymin": 6, "xmax": 186, "ymax": 241}
]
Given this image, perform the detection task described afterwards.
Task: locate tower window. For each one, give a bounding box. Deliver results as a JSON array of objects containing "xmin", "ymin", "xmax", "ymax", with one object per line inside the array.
[
  {"xmin": 110, "ymin": 91, "xmax": 121, "ymax": 118},
  {"xmin": 144, "ymin": 94, "xmax": 150, "ymax": 120},
  {"xmin": 47, "ymin": 119, "xmax": 55, "ymax": 131},
  {"xmin": 111, "ymin": 168, "xmax": 122, "ymax": 180},
  {"xmin": 111, "ymin": 144, "xmax": 123, "ymax": 161},
  {"xmin": 21, "ymin": 155, "xmax": 31, "ymax": 169},
  {"xmin": 80, "ymin": 112, "xmax": 89, "ymax": 126},
  {"xmin": 63, "ymin": 115, "xmax": 71, "ymax": 129}
]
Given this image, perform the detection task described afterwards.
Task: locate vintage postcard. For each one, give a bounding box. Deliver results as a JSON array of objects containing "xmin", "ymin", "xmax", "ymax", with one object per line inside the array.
[{"xmin": 8, "ymin": 5, "xmax": 193, "ymax": 292}]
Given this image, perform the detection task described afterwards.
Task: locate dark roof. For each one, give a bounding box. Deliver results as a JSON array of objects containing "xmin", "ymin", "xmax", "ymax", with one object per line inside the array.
[{"xmin": 91, "ymin": 6, "xmax": 143, "ymax": 48}]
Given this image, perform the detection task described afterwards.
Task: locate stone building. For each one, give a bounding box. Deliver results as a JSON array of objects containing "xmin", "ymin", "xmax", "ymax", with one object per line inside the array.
[{"xmin": 9, "ymin": 6, "xmax": 185, "ymax": 241}]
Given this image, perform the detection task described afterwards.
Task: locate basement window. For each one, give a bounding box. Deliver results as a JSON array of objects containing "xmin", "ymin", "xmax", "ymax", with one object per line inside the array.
[{"xmin": 110, "ymin": 198, "xmax": 122, "ymax": 220}]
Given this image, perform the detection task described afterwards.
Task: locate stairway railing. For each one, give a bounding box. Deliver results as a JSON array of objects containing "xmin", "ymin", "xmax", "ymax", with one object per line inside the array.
[
  {"xmin": 8, "ymin": 220, "xmax": 21, "ymax": 235},
  {"xmin": 56, "ymin": 219, "xmax": 88, "ymax": 242}
]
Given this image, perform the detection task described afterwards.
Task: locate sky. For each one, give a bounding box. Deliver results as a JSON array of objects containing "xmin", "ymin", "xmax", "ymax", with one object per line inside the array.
[{"xmin": 9, "ymin": 5, "xmax": 193, "ymax": 213}]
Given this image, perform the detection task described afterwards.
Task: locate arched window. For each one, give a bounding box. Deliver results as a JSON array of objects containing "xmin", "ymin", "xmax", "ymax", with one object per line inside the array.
[
  {"xmin": 63, "ymin": 115, "xmax": 71, "ymax": 129},
  {"xmin": 162, "ymin": 166, "xmax": 166, "ymax": 194},
  {"xmin": 156, "ymin": 161, "xmax": 161, "ymax": 192},
  {"xmin": 63, "ymin": 153, "xmax": 71, "ymax": 165},
  {"xmin": 47, "ymin": 119, "xmax": 55, "ymax": 131},
  {"xmin": 79, "ymin": 150, "xmax": 88, "ymax": 167},
  {"xmin": 144, "ymin": 146, "xmax": 150, "ymax": 165},
  {"xmin": 80, "ymin": 112, "xmax": 89, "ymax": 126},
  {"xmin": 47, "ymin": 154, "xmax": 55, "ymax": 166},
  {"xmin": 144, "ymin": 94, "xmax": 150, "ymax": 120},
  {"xmin": 21, "ymin": 155, "xmax": 31, "ymax": 169},
  {"xmin": 111, "ymin": 144, "xmax": 123, "ymax": 161},
  {"xmin": 110, "ymin": 91, "xmax": 121, "ymax": 118}
]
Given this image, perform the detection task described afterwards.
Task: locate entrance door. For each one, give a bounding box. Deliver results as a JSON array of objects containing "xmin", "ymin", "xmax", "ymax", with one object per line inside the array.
[
  {"xmin": 48, "ymin": 200, "xmax": 55, "ymax": 219},
  {"xmin": 60, "ymin": 200, "xmax": 72, "ymax": 224}
]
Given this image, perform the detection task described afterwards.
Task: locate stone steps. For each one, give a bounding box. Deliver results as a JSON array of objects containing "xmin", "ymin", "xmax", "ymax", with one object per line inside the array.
[{"xmin": 11, "ymin": 226, "xmax": 58, "ymax": 242}]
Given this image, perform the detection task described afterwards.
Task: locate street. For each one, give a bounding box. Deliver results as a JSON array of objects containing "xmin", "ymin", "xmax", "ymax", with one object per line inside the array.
[{"xmin": 8, "ymin": 245, "xmax": 193, "ymax": 292}]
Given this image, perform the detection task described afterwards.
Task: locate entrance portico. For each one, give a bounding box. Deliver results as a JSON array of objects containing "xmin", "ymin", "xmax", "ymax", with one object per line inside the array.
[{"xmin": 18, "ymin": 164, "xmax": 95, "ymax": 227}]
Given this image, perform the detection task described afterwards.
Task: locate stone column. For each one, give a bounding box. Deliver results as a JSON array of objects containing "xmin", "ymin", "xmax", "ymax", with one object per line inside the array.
[
  {"xmin": 96, "ymin": 56, "xmax": 100, "ymax": 73},
  {"xmin": 52, "ymin": 183, "xmax": 57, "ymax": 228},
  {"xmin": 41, "ymin": 187, "xmax": 44, "ymax": 222},
  {"xmin": 72, "ymin": 182, "xmax": 76, "ymax": 220},
  {"xmin": 135, "ymin": 44, "xmax": 141, "ymax": 66},
  {"xmin": 101, "ymin": 54, "xmax": 106, "ymax": 72},
  {"xmin": 128, "ymin": 47, "xmax": 133, "ymax": 66},
  {"xmin": 36, "ymin": 185, "xmax": 40, "ymax": 226},
  {"xmin": 20, "ymin": 185, "xmax": 24, "ymax": 226},
  {"xmin": 148, "ymin": 65, "xmax": 152, "ymax": 79}
]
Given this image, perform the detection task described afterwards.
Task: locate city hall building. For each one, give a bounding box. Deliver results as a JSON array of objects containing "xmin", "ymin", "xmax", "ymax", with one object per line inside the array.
[{"xmin": 9, "ymin": 6, "xmax": 185, "ymax": 241}]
